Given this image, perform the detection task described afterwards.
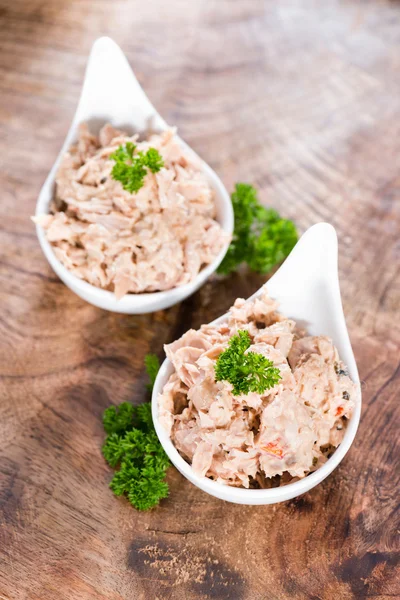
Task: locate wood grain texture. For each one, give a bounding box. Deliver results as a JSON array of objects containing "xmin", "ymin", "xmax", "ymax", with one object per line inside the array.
[{"xmin": 0, "ymin": 1, "xmax": 399, "ymax": 599}]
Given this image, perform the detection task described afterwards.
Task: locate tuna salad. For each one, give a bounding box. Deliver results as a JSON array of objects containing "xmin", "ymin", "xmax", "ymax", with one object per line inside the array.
[
  {"xmin": 158, "ymin": 288, "xmax": 357, "ymax": 488},
  {"xmin": 33, "ymin": 124, "xmax": 229, "ymax": 298}
]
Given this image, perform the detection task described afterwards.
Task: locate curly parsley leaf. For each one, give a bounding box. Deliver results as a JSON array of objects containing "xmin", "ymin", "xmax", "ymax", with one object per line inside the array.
[
  {"xmin": 110, "ymin": 143, "xmax": 164, "ymax": 193},
  {"xmin": 103, "ymin": 402, "xmax": 136, "ymax": 435},
  {"xmin": 214, "ymin": 330, "xmax": 281, "ymax": 395},
  {"xmin": 141, "ymin": 148, "xmax": 164, "ymax": 172},
  {"xmin": 134, "ymin": 401, "xmax": 155, "ymax": 431},
  {"xmin": 144, "ymin": 353, "xmax": 160, "ymax": 392},
  {"xmin": 102, "ymin": 395, "xmax": 169, "ymax": 510},
  {"xmin": 102, "ymin": 433, "xmax": 125, "ymax": 468},
  {"xmin": 218, "ymin": 183, "xmax": 298, "ymax": 275}
]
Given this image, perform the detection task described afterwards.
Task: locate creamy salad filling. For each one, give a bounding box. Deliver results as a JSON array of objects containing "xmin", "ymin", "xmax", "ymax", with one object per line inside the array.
[
  {"xmin": 33, "ymin": 124, "xmax": 229, "ymax": 298},
  {"xmin": 158, "ymin": 289, "xmax": 357, "ymax": 488}
]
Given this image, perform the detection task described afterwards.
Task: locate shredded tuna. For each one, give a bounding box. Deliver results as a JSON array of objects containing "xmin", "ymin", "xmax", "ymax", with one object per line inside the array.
[
  {"xmin": 158, "ymin": 288, "xmax": 358, "ymax": 488},
  {"xmin": 33, "ymin": 123, "xmax": 230, "ymax": 298}
]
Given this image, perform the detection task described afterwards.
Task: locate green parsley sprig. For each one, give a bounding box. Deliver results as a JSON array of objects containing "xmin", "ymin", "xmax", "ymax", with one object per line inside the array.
[
  {"xmin": 144, "ymin": 353, "xmax": 160, "ymax": 392},
  {"xmin": 101, "ymin": 355, "xmax": 166, "ymax": 511},
  {"xmin": 218, "ymin": 183, "xmax": 298, "ymax": 275},
  {"xmin": 102, "ymin": 402, "xmax": 169, "ymax": 511},
  {"xmin": 110, "ymin": 141, "xmax": 164, "ymax": 193},
  {"xmin": 214, "ymin": 330, "xmax": 281, "ymax": 395}
]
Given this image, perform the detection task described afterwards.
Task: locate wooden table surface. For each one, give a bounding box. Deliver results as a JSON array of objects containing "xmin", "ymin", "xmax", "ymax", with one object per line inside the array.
[{"xmin": 1, "ymin": 1, "xmax": 399, "ymax": 599}]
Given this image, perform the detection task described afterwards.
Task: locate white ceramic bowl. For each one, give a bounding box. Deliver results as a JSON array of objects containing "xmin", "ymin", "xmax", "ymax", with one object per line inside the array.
[
  {"xmin": 35, "ymin": 37, "xmax": 233, "ymax": 314},
  {"xmin": 152, "ymin": 223, "xmax": 362, "ymax": 504}
]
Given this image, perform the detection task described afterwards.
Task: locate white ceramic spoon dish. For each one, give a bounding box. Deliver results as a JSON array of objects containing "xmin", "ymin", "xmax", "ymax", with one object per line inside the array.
[
  {"xmin": 35, "ymin": 37, "xmax": 233, "ymax": 314},
  {"xmin": 152, "ymin": 223, "xmax": 361, "ymax": 505}
]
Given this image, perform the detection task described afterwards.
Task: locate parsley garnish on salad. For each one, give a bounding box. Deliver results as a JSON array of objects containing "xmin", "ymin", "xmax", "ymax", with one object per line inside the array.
[
  {"xmin": 218, "ymin": 183, "xmax": 298, "ymax": 275},
  {"xmin": 214, "ymin": 330, "xmax": 281, "ymax": 395},
  {"xmin": 110, "ymin": 142, "xmax": 164, "ymax": 193}
]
